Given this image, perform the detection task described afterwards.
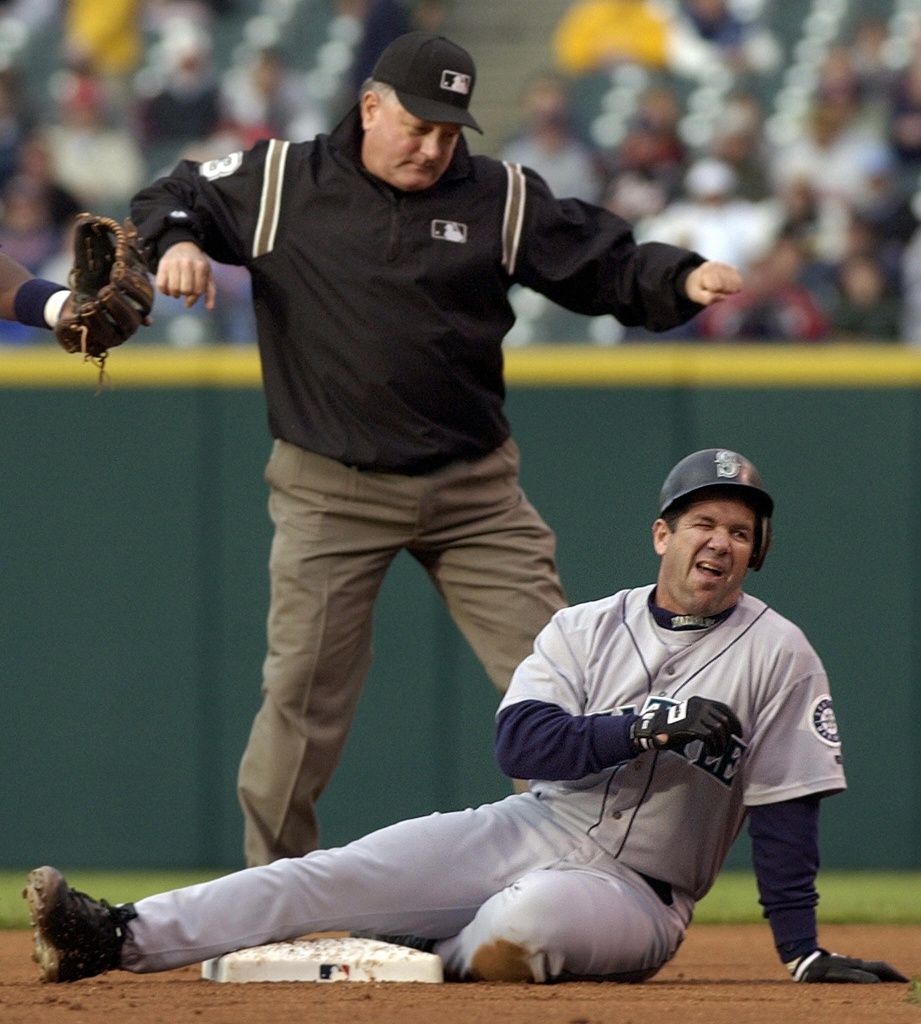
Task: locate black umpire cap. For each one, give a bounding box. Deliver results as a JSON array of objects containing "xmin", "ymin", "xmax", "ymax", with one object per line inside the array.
[{"xmin": 372, "ymin": 31, "xmax": 482, "ymax": 133}]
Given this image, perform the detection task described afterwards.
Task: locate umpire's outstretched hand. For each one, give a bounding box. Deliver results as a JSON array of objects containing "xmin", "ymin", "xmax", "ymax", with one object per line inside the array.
[
  {"xmin": 789, "ymin": 949, "xmax": 908, "ymax": 983},
  {"xmin": 684, "ymin": 260, "xmax": 742, "ymax": 306}
]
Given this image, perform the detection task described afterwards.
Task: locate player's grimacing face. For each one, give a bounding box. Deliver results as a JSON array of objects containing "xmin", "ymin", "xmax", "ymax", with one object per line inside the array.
[
  {"xmin": 360, "ymin": 90, "xmax": 462, "ymax": 192},
  {"xmin": 652, "ymin": 496, "xmax": 755, "ymax": 617}
]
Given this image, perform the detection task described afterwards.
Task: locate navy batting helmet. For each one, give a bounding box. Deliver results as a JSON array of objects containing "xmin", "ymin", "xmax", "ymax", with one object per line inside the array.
[{"xmin": 658, "ymin": 449, "xmax": 774, "ymax": 570}]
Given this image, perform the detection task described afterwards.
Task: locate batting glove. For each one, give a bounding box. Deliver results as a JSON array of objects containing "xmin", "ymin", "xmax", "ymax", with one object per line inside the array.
[
  {"xmin": 787, "ymin": 949, "xmax": 908, "ymax": 983},
  {"xmin": 630, "ymin": 696, "xmax": 742, "ymax": 757}
]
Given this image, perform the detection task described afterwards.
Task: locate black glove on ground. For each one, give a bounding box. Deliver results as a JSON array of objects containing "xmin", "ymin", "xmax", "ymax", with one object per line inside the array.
[{"xmin": 788, "ymin": 949, "xmax": 908, "ymax": 983}]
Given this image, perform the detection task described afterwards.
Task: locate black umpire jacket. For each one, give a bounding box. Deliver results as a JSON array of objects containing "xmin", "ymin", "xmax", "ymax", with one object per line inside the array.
[{"xmin": 130, "ymin": 106, "xmax": 706, "ymax": 474}]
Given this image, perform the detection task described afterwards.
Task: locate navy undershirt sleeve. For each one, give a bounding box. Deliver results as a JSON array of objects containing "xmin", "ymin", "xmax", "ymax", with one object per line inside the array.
[
  {"xmin": 748, "ymin": 796, "xmax": 821, "ymax": 963},
  {"xmin": 495, "ymin": 699, "xmax": 638, "ymax": 780}
]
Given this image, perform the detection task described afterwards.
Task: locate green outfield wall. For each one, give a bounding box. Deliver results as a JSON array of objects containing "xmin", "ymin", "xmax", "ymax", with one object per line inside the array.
[{"xmin": 1, "ymin": 344, "xmax": 918, "ymax": 870}]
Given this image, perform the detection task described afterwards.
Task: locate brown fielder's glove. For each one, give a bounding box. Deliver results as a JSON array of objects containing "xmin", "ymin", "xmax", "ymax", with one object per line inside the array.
[{"xmin": 55, "ymin": 214, "xmax": 154, "ymax": 363}]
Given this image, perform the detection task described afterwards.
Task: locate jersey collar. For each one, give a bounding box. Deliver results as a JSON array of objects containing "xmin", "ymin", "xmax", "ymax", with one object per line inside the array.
[{"xmin": 648, "ymin": 590, "xmax": 737, "ymax": 631}]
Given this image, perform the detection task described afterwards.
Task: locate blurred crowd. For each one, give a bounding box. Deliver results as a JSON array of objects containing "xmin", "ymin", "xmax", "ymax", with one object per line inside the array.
[
  {"xmin": 505, "ymin": 0, "xmax": 921, "ymax": 345},
  {"xmin": 2, "ymin": 0, "xmax": 921, "ymax": 345}
]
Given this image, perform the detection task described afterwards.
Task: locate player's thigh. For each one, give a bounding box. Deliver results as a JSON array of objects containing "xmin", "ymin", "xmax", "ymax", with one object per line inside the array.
[{"xmin": 444, "ymin": 866, "xmax": 685, "ymax": 982}]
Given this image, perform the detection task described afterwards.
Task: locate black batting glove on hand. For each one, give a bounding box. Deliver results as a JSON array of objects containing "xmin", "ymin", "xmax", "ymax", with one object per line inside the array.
[
  {"xmin": 788, "ymin": 949, "xmax": 908, "ymax": 983},
  {"xmin": 630, "ymin": 696, "xmax": 743, "ymax": 758}
]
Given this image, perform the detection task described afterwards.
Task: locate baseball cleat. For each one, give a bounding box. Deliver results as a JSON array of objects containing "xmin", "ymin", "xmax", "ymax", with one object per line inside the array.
[{"xmin": 23, "ymin": 866, "xmax": 138, "ymax": 982}]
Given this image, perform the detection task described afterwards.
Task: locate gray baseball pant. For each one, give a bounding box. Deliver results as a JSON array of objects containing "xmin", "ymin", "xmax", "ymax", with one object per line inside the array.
[{"xmin": 122, "ymin": 793, "xmax": 692, "ymax": 981}]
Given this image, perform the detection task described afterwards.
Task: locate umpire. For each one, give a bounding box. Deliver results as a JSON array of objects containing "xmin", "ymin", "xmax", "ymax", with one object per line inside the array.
[{"xmin": 129, "ymin": 31, "xmax": 743, "ymax": 865}]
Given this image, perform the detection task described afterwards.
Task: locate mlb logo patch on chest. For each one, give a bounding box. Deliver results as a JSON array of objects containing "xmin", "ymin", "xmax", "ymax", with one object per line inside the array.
[{"xmin": 432, "ymin": 220, "xmax": 468, "ymax": 243}]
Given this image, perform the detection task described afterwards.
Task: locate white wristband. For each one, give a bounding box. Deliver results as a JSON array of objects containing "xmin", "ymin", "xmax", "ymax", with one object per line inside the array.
[{"xmin": 43, "ymin": 290, "xmax": 70, "ymax": 328}]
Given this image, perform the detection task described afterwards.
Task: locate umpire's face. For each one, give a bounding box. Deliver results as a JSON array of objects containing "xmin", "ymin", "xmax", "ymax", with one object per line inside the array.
[
  {"xmin": 360, "ymin": 88, "xmax": 462, "ymax": 191},
  {"xmin": 652, "ymin": 496, "xmax": 755, "ymax": 617}
]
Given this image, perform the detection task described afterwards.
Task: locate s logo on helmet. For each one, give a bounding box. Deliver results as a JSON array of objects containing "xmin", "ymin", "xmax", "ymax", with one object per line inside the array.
[
  {"xmin": 810, "ymin": 695, "xmax": 841, "ymax": 746},
  {"xmin": 715, "ymin": 450, "xmax": 742, "ymax": 479}
]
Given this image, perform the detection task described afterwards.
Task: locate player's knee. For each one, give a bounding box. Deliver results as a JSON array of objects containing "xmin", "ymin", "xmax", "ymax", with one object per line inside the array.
[
  {"xmin": 469, "ymin": 936, "xmax": 537, "ymax": 981},
  {"xmin": 468, "ymin": 880, "xmax": 567, "ymax": 982}
]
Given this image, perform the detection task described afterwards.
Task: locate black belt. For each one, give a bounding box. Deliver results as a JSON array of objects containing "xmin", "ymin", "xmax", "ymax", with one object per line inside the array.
[{"xmin": 638, "ymin": 872, "xmax": 674, "ymax": 906}]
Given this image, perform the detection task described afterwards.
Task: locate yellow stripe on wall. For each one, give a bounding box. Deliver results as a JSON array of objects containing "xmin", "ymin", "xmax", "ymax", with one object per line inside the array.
[
  {"xmin": 0, "ymin": 347, "xmax": 263, "ymax": 387},
  {"xmin": 504, "ymin": 344, "xmax": 921, "ymax": 386},
  {"xmin": 5, "ymin": 344, "xmax": 921, "ymax": 388}
]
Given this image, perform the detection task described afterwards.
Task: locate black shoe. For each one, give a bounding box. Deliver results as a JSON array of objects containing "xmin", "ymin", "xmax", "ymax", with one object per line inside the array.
[{"xmin": 23, "ymin": 866, "xmax": 138, "ymax": 983}]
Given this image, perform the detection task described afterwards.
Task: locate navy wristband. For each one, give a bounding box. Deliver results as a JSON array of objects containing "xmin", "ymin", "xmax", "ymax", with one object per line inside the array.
[{"xmin": 14, "ymin": 278, "xmax": 69, "ymax": 329}]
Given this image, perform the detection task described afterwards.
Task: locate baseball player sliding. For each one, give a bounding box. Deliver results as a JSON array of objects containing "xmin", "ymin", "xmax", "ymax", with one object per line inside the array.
[{"xmin": 24, "ymin": 449, "xmax": 907, "ymax": 985}]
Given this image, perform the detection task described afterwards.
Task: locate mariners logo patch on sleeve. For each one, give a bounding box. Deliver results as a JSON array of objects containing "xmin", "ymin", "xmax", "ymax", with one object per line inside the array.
[{"xmin": 810, "ymin": 695, "xmax": 840, "ymax": 746}]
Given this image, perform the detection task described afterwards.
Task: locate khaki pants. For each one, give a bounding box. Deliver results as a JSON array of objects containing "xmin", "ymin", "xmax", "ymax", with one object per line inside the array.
[{"xmin": 238, "ymin": 438, "xmax": 567, "ymax": 865}]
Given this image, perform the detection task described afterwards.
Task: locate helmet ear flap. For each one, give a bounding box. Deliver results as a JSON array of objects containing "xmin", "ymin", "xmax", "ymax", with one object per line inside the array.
[{"xmin": 749, "ymin": 514, "xmax": 773, "ymax": 571}]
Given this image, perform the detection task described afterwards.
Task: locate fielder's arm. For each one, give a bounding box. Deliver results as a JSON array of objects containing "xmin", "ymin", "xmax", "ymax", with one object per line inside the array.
[{"xmin": 0, "ymin": 252, "xmax": 73, "ymax": 329}]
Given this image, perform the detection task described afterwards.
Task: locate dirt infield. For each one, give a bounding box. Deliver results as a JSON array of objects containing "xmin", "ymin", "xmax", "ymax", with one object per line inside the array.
[{"xmin": 1, "ymin": 925, "xmax": 919, "ymax": 1024}]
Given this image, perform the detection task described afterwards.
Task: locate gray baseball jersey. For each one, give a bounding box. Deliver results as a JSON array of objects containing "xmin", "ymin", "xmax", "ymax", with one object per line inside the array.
[{"xmin": 498, "ymin": 584, "xmax": 846, "ymax": 900}]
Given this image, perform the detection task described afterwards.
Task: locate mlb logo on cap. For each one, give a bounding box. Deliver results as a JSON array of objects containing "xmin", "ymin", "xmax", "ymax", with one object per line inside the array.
[
  {"xmin": 372, "ymin": 31, "xmax": 482, "ymax": 132},
  {"xmin": 441, "ymin": 70, "xmax": 471, "ymax": 95}
]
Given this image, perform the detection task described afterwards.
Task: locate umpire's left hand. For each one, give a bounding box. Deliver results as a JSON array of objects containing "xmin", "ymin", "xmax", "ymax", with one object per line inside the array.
[{"xmin": 685, "ymin": 260, "xmax": 742, "ymax": 306}]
